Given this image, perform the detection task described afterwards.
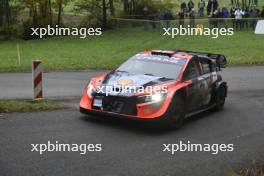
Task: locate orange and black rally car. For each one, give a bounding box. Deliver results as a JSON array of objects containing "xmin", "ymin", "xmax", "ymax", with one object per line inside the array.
[{"xmin": 80, "ymin": 50, "xmax": 228, "ymax": 128}]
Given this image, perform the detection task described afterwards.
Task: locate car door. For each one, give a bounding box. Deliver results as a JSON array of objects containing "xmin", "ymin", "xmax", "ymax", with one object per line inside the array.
[
  {"xmin": 182, "ymin": 58, "xmax": 202, "ymax": 112},
  {"xmin": 198, "ymin": 58, "xmax": 214, "ymax": 106}
]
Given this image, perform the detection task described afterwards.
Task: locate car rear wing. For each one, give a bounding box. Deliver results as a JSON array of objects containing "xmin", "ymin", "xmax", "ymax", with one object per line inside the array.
[{"xmin": 175, "ymin": 50, "xmax": 227, "ymax": 68}]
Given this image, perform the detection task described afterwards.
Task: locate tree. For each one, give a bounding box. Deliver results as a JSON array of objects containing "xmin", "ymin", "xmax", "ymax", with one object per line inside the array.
[
  {"xmin": 0, "ymin": 0, "xmax": 11, "ymax": 28},
  {"xmin": 74, "ymin": 0, "xmax": 113, "ymax": 28},
  {"xmin": 57, "ymin": 0, "xmax": 63, "ymax": 25},
  {"xmin": 109, "ymin": 0, "xmax": 115, "ymax": 16},
  {"xmin": 24, "ymin": 0, "xmax": 53, "ymax": 26},
  {"xmin": 102, "ymin": 0, "xmax": 107, "ymax": 28},
  {"xmin": 123, "ymin": 0, "xmax": 129, "ymax": 14}
]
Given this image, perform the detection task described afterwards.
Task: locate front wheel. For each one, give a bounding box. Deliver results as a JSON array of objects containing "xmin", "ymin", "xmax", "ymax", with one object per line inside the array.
[
  {"xmin": 163, "ymin": 96, "xmax": 186, "ymax": 129},
  {"xmin": 214, "ymin": 86, "xmax": 226, "ymax": 111}
]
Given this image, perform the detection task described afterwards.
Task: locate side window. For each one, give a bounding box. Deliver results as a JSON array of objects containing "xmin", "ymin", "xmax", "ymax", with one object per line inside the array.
[
  {"xmin": 182, "ymin": 60, "xmax": 200, "ymax": 81},
  {"xmin": 211, "ymin": 61, "xmax": 217, "ymax": 72},
  {"xmin": 200, "ymin": 59, "xmax": 211, "ymax": 74}
]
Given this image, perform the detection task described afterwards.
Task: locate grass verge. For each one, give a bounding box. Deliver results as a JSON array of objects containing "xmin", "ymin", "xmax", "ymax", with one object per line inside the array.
[
  {"xmin": 0, "ymin": 100, "xmax": 64, "ymax": 113},
  {"xmin": 227, "ymin": 161, "xmax": 264, "ymax": 176},
  {"xmin": 0, "ymin": 28, "xmax": 264, "ymax": 72}
]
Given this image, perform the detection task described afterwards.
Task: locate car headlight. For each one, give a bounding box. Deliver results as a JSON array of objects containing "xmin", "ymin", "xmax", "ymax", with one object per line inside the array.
[
  {"xmin": 150, "ymin": 93, "xmax": 163, "ymax": 102},
  {"xmin": 87, "ymin": 84, "xmax": 95, "ymax": 98},
  {"xmin": 143, "ymin": 93, "xmax": 166, "ymax": 103}
]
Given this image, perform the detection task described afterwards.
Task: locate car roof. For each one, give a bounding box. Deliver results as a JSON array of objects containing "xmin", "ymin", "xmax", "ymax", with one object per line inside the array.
[{"xmin": 140, "ymin": 50, "xmax": 194, "ymax": 61}]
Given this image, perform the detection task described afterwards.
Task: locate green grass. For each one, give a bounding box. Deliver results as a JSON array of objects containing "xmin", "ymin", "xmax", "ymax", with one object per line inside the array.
[
  {"xmin": 227, "ymin": 161, "xmax": 264, "ymax": 176},
  {"xmin": 0, "ymin": 100, "xmax": 64, "ymax": 113},
  {"xmin": 0, "ymin": 28, "xmax": 264, "ymax": 72}
]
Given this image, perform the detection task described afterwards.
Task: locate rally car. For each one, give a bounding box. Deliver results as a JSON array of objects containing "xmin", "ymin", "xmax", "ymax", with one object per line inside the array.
[{"xmin": 80, "ymin": 50, "xmax": 228, "ymax": 128}]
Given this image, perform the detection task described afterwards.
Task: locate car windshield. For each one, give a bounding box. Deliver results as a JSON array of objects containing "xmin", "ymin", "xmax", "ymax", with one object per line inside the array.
[{"xmin": 116, "ymin": 54, "xmax": 186, "ymax": 79}]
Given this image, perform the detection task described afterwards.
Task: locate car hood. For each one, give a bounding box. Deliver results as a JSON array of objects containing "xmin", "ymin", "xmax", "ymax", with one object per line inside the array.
[{"xmin": 94, "ymin": 71, "xmax": 175, "ymax": 96}]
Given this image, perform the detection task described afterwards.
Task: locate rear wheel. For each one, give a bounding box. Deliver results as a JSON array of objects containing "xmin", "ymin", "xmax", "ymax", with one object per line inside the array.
[
  {"xmin": 214, "ymin": 85, "xmax": 226, "ymax": 111},
  {"xmin": 163, "ymin": 96, "xmax": 186, "ymax": 129}
]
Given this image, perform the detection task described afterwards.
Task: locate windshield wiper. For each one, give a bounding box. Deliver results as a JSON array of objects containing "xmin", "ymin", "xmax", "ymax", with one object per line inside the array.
[
  {"xmin": 159, "ymin": 77, "xmax": 174, "ymax": 80},
  {"xmin": 144, "ymin": 73, "xmax": 155, "ymax": 76},
  {"xmin": 116, "ymin": 70, "xmax": 129, "ymax": 73}
]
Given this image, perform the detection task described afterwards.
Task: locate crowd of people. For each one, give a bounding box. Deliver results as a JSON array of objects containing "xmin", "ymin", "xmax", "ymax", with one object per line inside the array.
[{"xmin": 143, "ymin": 0, "xmax": 264, "ymax": 30}]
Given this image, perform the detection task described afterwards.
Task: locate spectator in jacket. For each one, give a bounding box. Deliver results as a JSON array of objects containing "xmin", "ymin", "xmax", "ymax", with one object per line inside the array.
[
  {"xmin": 180, "ymin": 1, "xmax": 187, "ymax": 15},
  {"xmin": 242, "ymin": 7, "xmax": 250, "ymax": 29},
  {"xmin": 230, "ymin": 6, "xmax": 236, "ymax": 29},
  {"xmin": 178, "ymin": 9, "xmax": 185, "ymax": 27},
  {"xmin": 222, "ymin": 7, "xmax": 229, "ymax": 28},
  {"xmin": 207, "ymin": 0, "xmax": 213, "ymax": 16},
  {"xmin": 198, "ymin": 0, "xmax": 206, "ymax": 16},
  {"xmin": 207, "ymin": 0, "xmax": 218, "ymax": 16},
  {"xmin": 250, "ymin": 6, "xmax": 259, "ymax": 30},
  {"xmin": 217, "ymin": 8, "xmax": 224, "ymax": 28},
  {"xmin": 223, "ymin": 7, "xmax": 229, "ymax": 18},
  {"xmin": 212, "ymin": 0, "xmax": 219, "ymax": 13},
  {"xmin": 188, "ymin": 0, "xmax": 195, "ymax": 13},
  {"xmin": 209, "ymin": 10, "xmax": 218, "ymax": 28},
  {"xmin": 189, "ymin": 8, "xmax": 196, "ymax": 27},
  {"xmin": 234, "ymin": 8, "xmax": 245, "ymax": 30}
]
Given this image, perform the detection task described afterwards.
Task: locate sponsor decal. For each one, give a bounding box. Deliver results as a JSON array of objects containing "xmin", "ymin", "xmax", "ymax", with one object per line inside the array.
[
  {"xmin": 117, "ymin": 78, "xmax": 134, "ymax": 86},
  {"xmin": 132, "ymin": 54, "xmax": 186, "ymax": 65}
]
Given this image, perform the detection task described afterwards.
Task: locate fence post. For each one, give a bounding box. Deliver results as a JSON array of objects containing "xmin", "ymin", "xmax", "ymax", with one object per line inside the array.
[{"xmin": 32, "ymin": 60, "xmax": 43, "ymax": 100}]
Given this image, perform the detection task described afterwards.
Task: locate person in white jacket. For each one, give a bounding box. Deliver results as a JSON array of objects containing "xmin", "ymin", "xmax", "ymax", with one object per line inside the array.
[{"xmin": 234, "ymin": 8, "xmax": 245, "ymax": 30}]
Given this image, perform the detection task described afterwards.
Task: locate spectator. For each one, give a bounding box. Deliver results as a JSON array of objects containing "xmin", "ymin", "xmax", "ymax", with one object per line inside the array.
[
  {"xmin": 188, "ymin": 0, "xmax": 195, "ymax": 13},
  {"xmin": 207, "ymin": 0, "xmax": 218, "ymax": 16},
  {"xmin": 189, "ymin": 8, "xmax": 195, "ymax": 27},
  {"xmin": 178, "ymin": 9, "xmax": 185, "ymax": 27},
  {"xmin": 230, "ymin": 6, "xmax": 236, "ymax": 29},
  {"xmin": 242, "ymin": 7, "xmax": 250, "ymax": 29},
  {"xmin": 222, "ymin": 7, "xmax": 229, "ymax": 28},
  {"xmin": 180, "ymin": 1, "xmax": 187, "ymax": 15},
  {"xmin": 250, "ymin": 6, "xmax": 259, "ymax": 30},
  {"xmin": 260, "ymin": 6, "xmax": 264, "ymax": 17},
  {"xmin": 198, "ymin": 0, "xmax": 206, "ymax": 16},
  {"xmin": 234, "ymin": 8, "xmax": 244, "ymax": 30},
  {"xmin": 207, "ymin": 0, "xmax": 213, "ymax": 16},
  {"xmin": 212, "ymin": 0, "xmax": 219, "ymax": 13},
  {"xmin": 217, "ymin": 8, "xmax": 224, "ymax": 28},
  {"xmin": 209, "ymin": 10, "xmax": 218, "ymax": 28},
  {"xmin": 223, "ymin": 7, "xmax": 229, "ymax": 18}
]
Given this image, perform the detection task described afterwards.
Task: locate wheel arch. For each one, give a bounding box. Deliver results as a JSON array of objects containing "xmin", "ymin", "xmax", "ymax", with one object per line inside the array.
[
  {"xmin": 216, "ymin": 81, "xmax": 228, "ymax": 97},
  {"xmin": 211, "ymin": 81, "xmax": 228, "ymax": 103},
  {"xmin": 172, "ymin": 87, "xmax": 188, "ymax": 105}
]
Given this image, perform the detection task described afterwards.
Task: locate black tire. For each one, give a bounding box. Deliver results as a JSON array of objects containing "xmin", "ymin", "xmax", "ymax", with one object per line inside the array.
[
  {"xmin": 162, "ymin": 96, "xmax": 186, "ymax": 129},
  {"xmin": 214, "ymin": 85, "xmax": 226, "ymax": 111}
]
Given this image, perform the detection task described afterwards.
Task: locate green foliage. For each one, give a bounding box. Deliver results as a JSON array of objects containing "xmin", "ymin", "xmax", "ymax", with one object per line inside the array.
[
  {"xmin": 74, "ymin": 0, "xmax": 102, "ymax": 27},
  {"xmin": 132, "ymin": 0, "xmax": 178, "ymax": 15},
  {"xmin": 0, "ymin": 0, "xmax": 24, "ymax": 38}
]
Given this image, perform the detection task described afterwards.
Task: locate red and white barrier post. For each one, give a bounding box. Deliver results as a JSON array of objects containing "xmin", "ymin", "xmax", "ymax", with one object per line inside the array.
[{"xmin": 32, "ymin": 60, "xmax": 43, "ymax": 100}]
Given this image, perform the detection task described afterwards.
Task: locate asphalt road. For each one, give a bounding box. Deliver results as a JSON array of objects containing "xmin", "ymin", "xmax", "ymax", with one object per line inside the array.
[{"xmin": 0, "ymin": 67, "xmax": 264, "ymax": 176}]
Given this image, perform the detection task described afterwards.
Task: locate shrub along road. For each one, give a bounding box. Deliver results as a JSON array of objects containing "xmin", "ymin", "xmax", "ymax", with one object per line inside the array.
[{"xmin": 0, "ymin": 66, "xmax": 264, "ymax": 176}]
